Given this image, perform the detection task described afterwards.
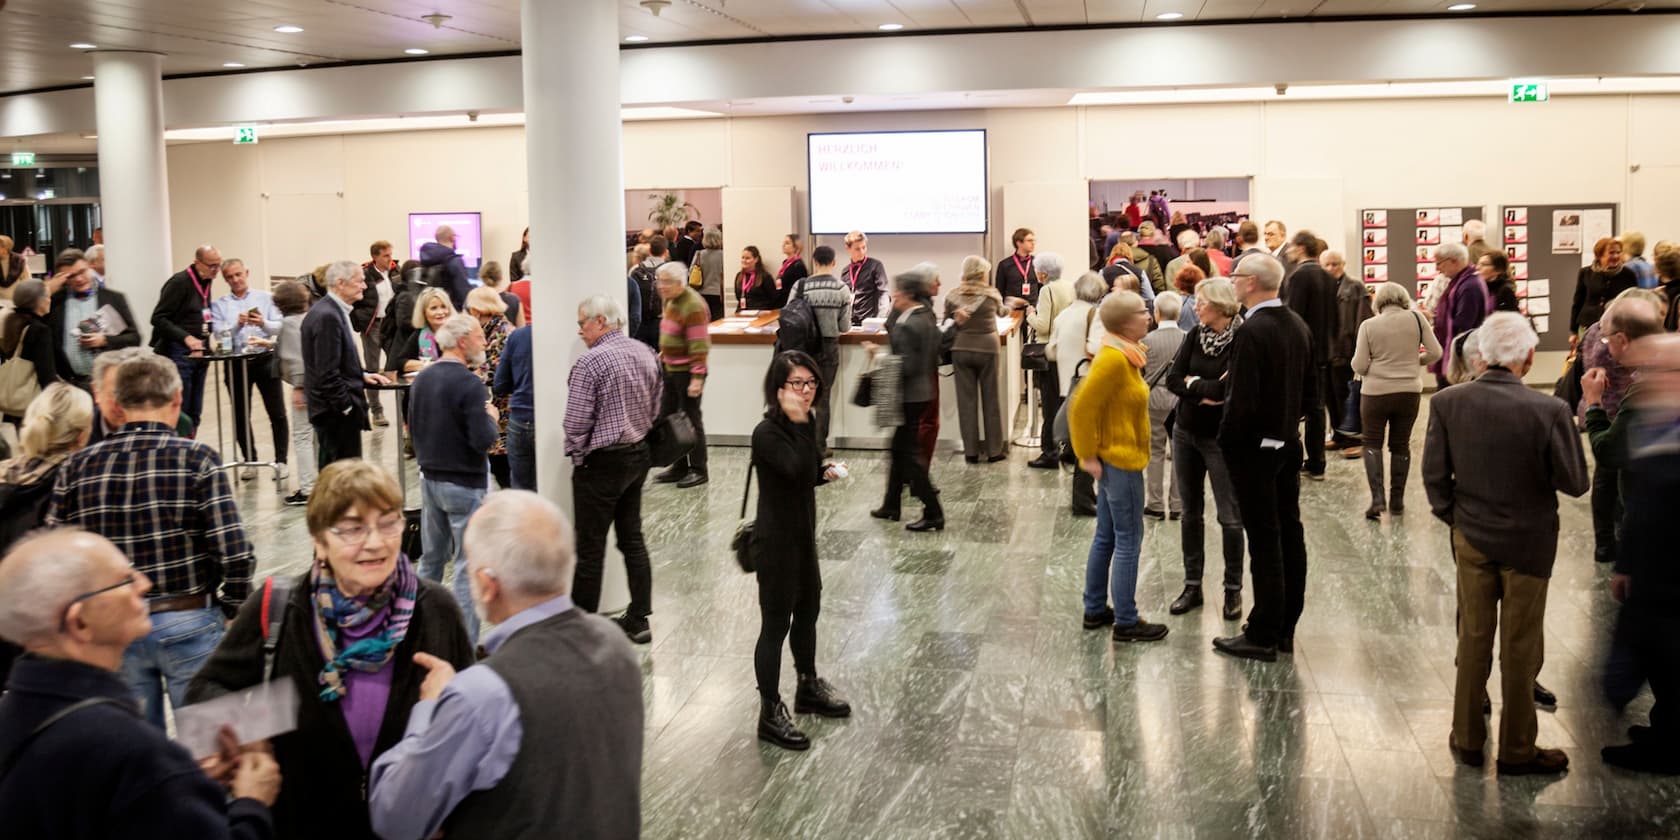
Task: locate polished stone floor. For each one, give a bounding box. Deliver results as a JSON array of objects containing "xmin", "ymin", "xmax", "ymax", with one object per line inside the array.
[{"xmin": 216, "ymin": 389, "xmax": 1678, "ymax": 839}]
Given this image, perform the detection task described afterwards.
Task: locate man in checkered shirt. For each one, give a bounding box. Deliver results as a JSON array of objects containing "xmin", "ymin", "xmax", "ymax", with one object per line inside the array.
[{"xmin": 48, "ymin": 350, "xmax": 254, "ymax": 729}]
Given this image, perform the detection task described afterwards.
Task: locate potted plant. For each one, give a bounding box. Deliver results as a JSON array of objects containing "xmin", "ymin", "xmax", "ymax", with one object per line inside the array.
[{"xmin": 647, "ymin": 192, "xmax": 700, "ymax": 228}]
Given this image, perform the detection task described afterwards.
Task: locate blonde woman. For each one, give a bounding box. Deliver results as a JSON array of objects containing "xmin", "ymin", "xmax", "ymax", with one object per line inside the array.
[
  {"xmin": 0, "ymin": 234, "xmax": 27, "ymax": 304},
  {"xmin": 466, "ymin": 286, "xmax": 515, "ymax": 488},
  {"xmin": 394, "ymin": 287, "xmax": 456, "ymax": 374},
  {"xmin": 477, "ymin": 259, "xmax": 523, "ymax": 327},
  {"xmin": 943, "ymin": 256, "xmax": 1006, "ymax": 462}
]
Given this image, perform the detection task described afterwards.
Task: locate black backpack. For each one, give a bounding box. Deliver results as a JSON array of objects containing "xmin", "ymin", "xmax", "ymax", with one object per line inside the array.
[
  {"xmin": 774, "ymin": 284, "xmax": 824, "ymax": 358},
  {"xmin": 632, "ymin": 264, "xmax": 661, "ymax": 326},
  {"xmin": 420, "ymin": 262, "xmax": 449, "ymax": 290}
]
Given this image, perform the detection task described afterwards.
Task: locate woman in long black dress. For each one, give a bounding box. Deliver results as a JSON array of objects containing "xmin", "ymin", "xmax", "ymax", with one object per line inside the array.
[{"xmin": 750, "ymin": 350, "xmax": 850, "ymax": 751}]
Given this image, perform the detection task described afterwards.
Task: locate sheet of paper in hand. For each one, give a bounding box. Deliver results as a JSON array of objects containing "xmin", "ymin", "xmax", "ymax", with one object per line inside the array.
[{"xmin": 173, "ymin": 679, "xmax": 301, "ymax": 758}]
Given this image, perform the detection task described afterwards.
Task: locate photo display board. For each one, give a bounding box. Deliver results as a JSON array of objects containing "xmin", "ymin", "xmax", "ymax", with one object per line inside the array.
[
  {"xmin": 1357, "ymin": 206, "xmax": 1484, "ymax": 302},
  {"xmin": 1498, "ymin": 203, "xmax": 1618, "ymax": 353}
]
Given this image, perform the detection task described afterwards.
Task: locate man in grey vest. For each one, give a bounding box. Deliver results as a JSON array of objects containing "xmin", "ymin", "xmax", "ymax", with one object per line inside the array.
[{"xmin": 367, "ymin": 491, "xmax": 643, "ymax": 839}]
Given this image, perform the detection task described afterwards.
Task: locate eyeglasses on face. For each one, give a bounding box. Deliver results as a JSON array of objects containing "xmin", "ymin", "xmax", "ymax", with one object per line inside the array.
[
  {"xmin": 785, "ymin": 378, "xmax": 819, "ymax": 391},
  {"xmin": 328, "ymin": 513, "xmax": 405, "ymax": 545},
  {"xmin": 58, "ymin": 568, "xmax": 141, "ymax": 632}
]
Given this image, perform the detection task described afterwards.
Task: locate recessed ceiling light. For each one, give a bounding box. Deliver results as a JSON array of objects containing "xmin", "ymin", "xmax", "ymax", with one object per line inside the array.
[
  {"xmin": 222, "ymin": 62, "xmax": 246, "ymax": 68},
  {"xmin": 1156, "ymin": 12, "xmax": 1185, "ymax": 19},
  {"xmin": 70, "ymin": 42, "xmax": 98, "ymax": 50},
  {"xmin": 274, "ymin": 24, "xmax": 304, "ymax": 33},
  {"xmin": 1447, "ymin": 2, "xmax": 1476, "ymax": 8},
  {"xmin": 624, "ymin": 34, "xmax": 649, "ymax": 42},
  {"xmin": 81, "ymin": 75, "xmax": 96, "ymax": 81},
  {"xmin": 878, "ymin": 23, "xmax": 904, "ymax": 31},
  {"xmin": 404, "ymin": 48, "xmax": 429, "ymax": 55}
]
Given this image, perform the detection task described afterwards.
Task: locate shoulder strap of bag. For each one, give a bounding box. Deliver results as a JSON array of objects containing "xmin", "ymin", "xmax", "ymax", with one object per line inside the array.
[
  {"xmin": 1414, "ymin": 311, "xmax": 1425, "ymax": 346},
  {"xmin": 0, "ymin": 696, "xmax": 131, "ymax": 780},
  {"xmin": 260, "ymin": 575, "xmax": 292, "ymax": 682},
  {"xmin": 1145, "ymin": 354, "xmax": 1173, "ymax": 389},
  {"xmin": 740, "ymin": 457, "xmax": 755, "ymax": 520}
]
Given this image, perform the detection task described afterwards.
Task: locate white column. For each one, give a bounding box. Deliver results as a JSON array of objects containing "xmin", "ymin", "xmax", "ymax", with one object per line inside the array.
[
  {"xmin": 522, "ymin": 0, "xmax": 631, "ymax": 608},
  {"xmin": 92, "ymin": 51, "xmax": 173, "ymax": 342}
]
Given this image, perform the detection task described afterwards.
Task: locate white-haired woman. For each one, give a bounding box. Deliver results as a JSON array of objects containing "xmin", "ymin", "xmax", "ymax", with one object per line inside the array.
[
  {"xmin": 1049, "ymin": 271, "xmax": 1109, "ymax": 514},
  {"xmin": 1141, "ymin": 291, "xmax": 1185, "ymax": 520},
  {"xmin": 944, "ymin": 256, "xmax": 1006, "ymax": 463},
  {"xmin": 1352, "ymin": 281, "xmax": 1442, "ymax": 519}
]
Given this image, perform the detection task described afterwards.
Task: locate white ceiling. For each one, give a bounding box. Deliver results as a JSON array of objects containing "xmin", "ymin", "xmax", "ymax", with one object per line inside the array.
[{"xmin": 1, "ymin": 0, "xmax": 1668, "ymax": 95}]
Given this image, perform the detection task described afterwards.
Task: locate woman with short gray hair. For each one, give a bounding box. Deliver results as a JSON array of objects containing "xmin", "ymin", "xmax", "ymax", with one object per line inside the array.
[
  {"xmin": 868, "ymin": 269, "xmax": 944, "ymax": 531},
  {"xmin": 1162, "ymin": 277, "xmax": 1246, "ymax": 618},
  {"xmin": 1352, "ymin": 281, "xmax": 1443, "ymax": 519},
  {"xmin": 0, "ymin": 278, "xmax": 60, "ymax": 423},
  {"xmin": 696, "ymin": 228, "xmax": 726, "ymax": 320},
  {"xmin": 944, "ymin": 256, "xmax": 1006, "ymax": 463}
]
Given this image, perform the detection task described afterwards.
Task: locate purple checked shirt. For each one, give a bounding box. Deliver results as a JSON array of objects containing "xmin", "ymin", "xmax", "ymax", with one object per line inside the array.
[{"xmin": 563, "ymin": 328, "xmax": 662, "ymax": 465}]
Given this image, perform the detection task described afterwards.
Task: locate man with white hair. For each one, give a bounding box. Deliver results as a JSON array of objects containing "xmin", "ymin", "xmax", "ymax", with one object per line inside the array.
[
  {"xmin": 368, "ymin": 491, "xmax": 643, "ymax": 840},
  {"xmin": 410, "ymin": 313, "xmax": 499, "ymax": 644},
  {"xmin": 1027, "ymin": 251, "xmax": 1069, "ymax": 469},
  {"xmin": 419, "ymin": 225, "xmax": 471, "ymax": 311},
  {"xmin": 1163, "ymin": 228, "xmax": 1202, "ymax": 286},
  {"xmin": 301, "ymin": 259, "xmax": 390, "ymax": 469},
  {"xmin": 0, "ymin": 530, "xmax": 281, "ymax": 836},
  {"xmin": 1427, "ymin": 242, "xmax": 1489, "ymax": 390},
  {"xmin": 1463, "ymin": 219, "xmax": 1494, "ymax": 265},
  {"xmin": 84, "ymin": 243, "xmax": 106, "ymax": 285},
  {"xmin": 1213, "ymin": 252, "xmax": 1315, "ymax": 663},
  {"xmin": 565, "ymin": 295, "xmax": 662, "ymax": 644},
  {"xmin": 1424, "ymin": 312, "xmax": 1589, "ymax": 776},
  {"xmin": 150, "ymin": 244, "xmax": 222, "ymax": 432}
]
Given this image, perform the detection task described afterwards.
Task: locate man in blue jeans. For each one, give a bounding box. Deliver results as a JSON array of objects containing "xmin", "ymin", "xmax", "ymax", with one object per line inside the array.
[
  {"xmin": 493, "ymin": 322, "xmax": 535, "ymax": 491},
  {"xmin": 409, "ymin": 313, "xmax": 499, "ymax": 643},
  {"xmin": 47, "ymin": 351, "xmax": 255, "ymax": 727}
]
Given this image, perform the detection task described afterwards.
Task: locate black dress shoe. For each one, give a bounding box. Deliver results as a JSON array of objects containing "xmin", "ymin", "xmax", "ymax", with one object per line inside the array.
[
  {"xmin": 1027, "ymin": 454, "xmax": 1060, "ymax": 469},
  {"xmin": 1212, "ymin": 633, "xmax": 1278, "ymax": 662},
  {"xmin": 1071, "ymin": 505, "xmax": 1097, "ymax": 518},
  {"xmin": 1168, "ymin": 511, "xmax": 1181, "ymax": 521},
  {"xmin": 905, "ymin": 516, "xmax": 944, "ymax": 532},
  {"xmin": 870, "ymin": 507, "xmax": 901, "ymax": 522},
  {"xmin": 1277, "ymin": 635, "xmax": 1294, "ymax": 654},
  {"xmin": 965, "ymin": 455, "xmax": 980, "ymax": 464},
  {"xmin": 1082, "ymin": 606, "xmax": 1114, "ymax": 630},
  {"xmin": 653, "ymin": 466, "xmax": 686, "ymax": 483},
  {"xmin": 1602, "ymin": 742, "xmax": 1680, "ymax": 774},
  {"xmin": 1169, "ymin": 585, "xmax": 1203, "ymax": 615},
  {"xmin": 1143, "ymin": 507, "xmax": 1166, "ymax": 521},
  {"xmin": 1112, "ymin": 619, "xmax": 1168, "ymax": 642},
  {"xmin": 794, "ymin": 675, "xmax": 852, "ymax": 718},
  {"xmin": 987, "ymin": 453, "xmax": 1008, "ymax": 463},
  {"xmin": 611, "ymin": 612, "xmax": 652, "ymax": 645},
  {"xmin": 1533, "ymin": 681, "xmax": 1557, "ymax": 707},
  {"xmin": 1222, "ymin": 590, "xmax": 1242, "ymax": 621},
  {"xmin": 758, "ymin": 699, "xmax": 810, "ymax": 751},
  {"xmin": 675, "ymin": 470, "xmax": 709, "ymax": 489}
]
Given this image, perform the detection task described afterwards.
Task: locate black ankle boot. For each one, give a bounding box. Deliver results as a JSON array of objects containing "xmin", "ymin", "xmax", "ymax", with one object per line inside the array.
[
  {"xmin": 906, "ymin": 499, "xmax": 944, "ymax": 532},
  {"xmin": 794, "ymin": 674, "xmax": 852, "ymax": 718},
  {"xmin": 758, "ymin": 697, "xmax": 810, "ymax": 751},
  {"xmin": 1222, "ymin": 589, "xmax": 1242, "ymax": 621},
  {"xmin": 1169, "ymin": 585, "xmax": 1203, "ymax": 615}
]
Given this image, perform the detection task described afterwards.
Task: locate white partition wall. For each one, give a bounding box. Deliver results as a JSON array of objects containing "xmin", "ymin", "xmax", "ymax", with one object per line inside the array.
[
  {"xmin": 1002, "ymin": 181, "xmax": 1093, "ymax": 278},
  {"xmin": 720, "ymin": 185, "xmax": 795, "ymax": 309},
  {"xmin": 1252, "ymin": 176, "xmax": 1345, "ymax": 256}
]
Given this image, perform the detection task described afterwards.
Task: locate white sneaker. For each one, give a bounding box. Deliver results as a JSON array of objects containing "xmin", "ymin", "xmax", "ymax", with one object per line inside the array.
[
  {"xmin": 239, "ymin": 467, "xmax": 256, "ymax": 481},
  {"xmin": 275, "ymin": 462, "xmax": 290, "ymax": 481}
]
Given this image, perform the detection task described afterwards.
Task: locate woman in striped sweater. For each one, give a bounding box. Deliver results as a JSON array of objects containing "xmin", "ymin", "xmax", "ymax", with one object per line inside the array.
[{"xmin": 653, "ymin": 261, "xmax": 713, "ymax": 488}]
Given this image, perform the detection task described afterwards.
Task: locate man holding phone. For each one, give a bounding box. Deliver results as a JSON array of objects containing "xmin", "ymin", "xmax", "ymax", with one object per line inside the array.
[{"xmin": 211, "ymin": 258, "xmax": 289, "ymax": 480}]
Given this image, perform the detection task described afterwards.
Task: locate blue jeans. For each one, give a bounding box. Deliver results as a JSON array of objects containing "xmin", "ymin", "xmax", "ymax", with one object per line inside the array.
[
  {"xmin": 507, "ymin": 416, "xmax": 536, "ymax": 491},
  {"xmin": 1083, "ymin": 464, "xmax": 1145, "ymax": 625},
  {"xmin": 166, "ymin": 342, "xmax": 210, "ymax": 431},
  {"xmin": 120, "ymin": 606, "xmax": 225, "ymax": 729},
  {"xmin": 420, "ymin": 477, "xmax": 487, "ymax": 643}
]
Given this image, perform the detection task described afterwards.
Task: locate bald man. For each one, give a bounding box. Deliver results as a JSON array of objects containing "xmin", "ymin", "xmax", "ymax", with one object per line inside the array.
[{"xmin": 150, "ymin": 245, "xmax": 222, "ymax": 431}]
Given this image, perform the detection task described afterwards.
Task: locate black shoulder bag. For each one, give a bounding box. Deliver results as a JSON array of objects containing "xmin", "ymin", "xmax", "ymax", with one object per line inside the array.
[{"xmin": 729, "ymin": 459, "xmax": 756, "ymax": 573}]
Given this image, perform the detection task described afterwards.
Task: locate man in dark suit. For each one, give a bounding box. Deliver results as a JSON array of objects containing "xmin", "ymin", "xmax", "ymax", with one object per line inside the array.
[
  {"xmin": 671, "ymin": 220, "xmax": 704, "ymax": 268},
  {"xmin": 302, "ymin": 260, "xmax": 390, "ymax": 470},
  {"xmin": 1281, "ymin": 231, "xmax": 1340, "ymax": 478},
  {"xmin": 1213, "ymin": 252, "xmax": 1316, "ymax": 663},
  {"xmin": 46, "ymin": 248, "xmax": 140, "ymax": 390},
  {"xmin": 1423, "ymin": 312, "xmax": 1588, "ymax": 776}
]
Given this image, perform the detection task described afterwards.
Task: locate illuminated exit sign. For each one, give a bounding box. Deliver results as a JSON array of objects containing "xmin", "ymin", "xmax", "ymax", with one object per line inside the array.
[
  {"xmin": 1509, "ymin": 82, "xmax": 1549, "ymax": 103},
  {"xmin": 10, "ymin": 152, "xmax": 35, "ymax": 166},
  {"xmin": 233, "ymin": 126, "xmax": 259, "ymax": 145}
]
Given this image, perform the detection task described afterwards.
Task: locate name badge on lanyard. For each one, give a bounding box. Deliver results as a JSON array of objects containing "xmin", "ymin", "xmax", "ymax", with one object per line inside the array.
[{"xmin": 1014, "ymin": 255, "xmax": 1032, "ymax": 296}]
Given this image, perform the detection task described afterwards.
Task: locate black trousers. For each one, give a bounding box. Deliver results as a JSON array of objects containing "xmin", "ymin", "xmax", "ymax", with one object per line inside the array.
[
  {"xmin": 313, "ymin": 414, "xmax": 363, "ymax": 471},
  {"xmin": 814, "ymin": 341, "xmax": 839, "ymax": 450},
  {"xmin": 1038, "ymin": 363, "xmax": 1063, "ymax": 458},
  {"xmin": 1302, "ymin": 363, "xmax": 1329, "ymax": 473},
  {"xmin": 226, "ymin": 357, "xmax": 289, "ymax": 464},
  {"xmin": 702, "ymin": 294, "xmax": 724, "ymax": 322},
  {"xmin": 1327, "ymin": 362, "xmax": 1359, "ymax": 443},
  {"xmin": 883, "ymin": 401, "xmax": 940, "ymax": 513},
  {"xmin": 756, "ymin": 584, "xmax": 820, "ymax": 702},
  {"xmin": 1591, "ymin": 462, "xmax": 1622, "ymax": 565},
  {"xmin": 571, "ymin": 444, "xmax": 653, "ymax": 619},
  {"xmin": 659, "ymin": 370, "xmax": 707, "ymax": 474},
  {"xmin": 1226, "ymin": 440, "xmax": 1308, "ymax": 647}
]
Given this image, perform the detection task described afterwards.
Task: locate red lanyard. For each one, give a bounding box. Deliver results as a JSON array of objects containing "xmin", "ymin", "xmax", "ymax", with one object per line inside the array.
[
  {"xmin": 779, "ymin": 257, "xmax": 799, "ymax": 277},
  {"xmin": 187, "ymin": 266, "xmax": 211, "ymax": 305},
  {"xmin": 1013, "ymin": 254, "xmax": 1033, "ymax": 294},
  {"xmin": 847, "ymin": 260, "xmax": 865, "ymax": 288},
  {"xmin": 742, "ymin": 270, "xmax": 756, "ymax": 293}
]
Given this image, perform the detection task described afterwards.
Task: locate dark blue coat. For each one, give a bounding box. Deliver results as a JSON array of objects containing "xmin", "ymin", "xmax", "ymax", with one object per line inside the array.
[{"xmin": 419, "ymin": 242, "xmax": 471, "ymax": 311}]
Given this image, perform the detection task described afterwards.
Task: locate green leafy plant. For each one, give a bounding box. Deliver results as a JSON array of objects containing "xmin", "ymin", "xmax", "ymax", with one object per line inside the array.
[{"xmin": 647, "ymin": 192, "xmax": 700, "ymax": 228}]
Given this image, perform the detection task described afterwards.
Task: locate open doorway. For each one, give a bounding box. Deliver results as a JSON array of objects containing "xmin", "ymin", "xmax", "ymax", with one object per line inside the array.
[
  {"xmin": 1087, "ymin": 178, "xmax": 1251, "ymax": 268},
  {"xmin": 625, "ymin": 188, "xmax": 722, "ymax": 248}
]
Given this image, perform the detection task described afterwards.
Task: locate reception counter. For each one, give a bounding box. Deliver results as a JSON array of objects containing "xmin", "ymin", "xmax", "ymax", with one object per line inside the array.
[{"xmin": 702, "ymin": 309, "xmax": 1025, "ymax": 450}]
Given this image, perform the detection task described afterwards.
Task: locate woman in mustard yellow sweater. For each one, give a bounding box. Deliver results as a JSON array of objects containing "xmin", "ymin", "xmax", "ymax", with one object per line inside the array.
[{"xmin": 1069, "ymin": 290, "xmax": 1166, "ymax": 642}]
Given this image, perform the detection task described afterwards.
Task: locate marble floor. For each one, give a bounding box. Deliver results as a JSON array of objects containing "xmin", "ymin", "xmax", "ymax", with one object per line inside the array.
[{"xmin": 217, "ymin": 390, "xmax": 1678, "ymax": 839}]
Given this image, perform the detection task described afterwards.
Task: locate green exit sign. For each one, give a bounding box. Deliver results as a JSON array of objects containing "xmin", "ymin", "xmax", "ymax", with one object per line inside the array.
[
  {"xmin": 10, "ymin": 152, "xmax": 35, "ymax": 166},
  {"xmin": 232, "ymin": 126, "xmax": 259, "ymax": 145},
  {"xmin": 1509, "ymin": 82, "xmax": 1549, "ymax": 103}
]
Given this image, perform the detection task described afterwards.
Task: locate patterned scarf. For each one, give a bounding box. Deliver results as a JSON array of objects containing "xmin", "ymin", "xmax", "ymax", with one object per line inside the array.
[
  {"xmin": 1198, "ymin": 314, "xmax": 1243, "ymax": 357},
  {"xmin": 418, "ymin": 328, "xmax": 439, "ymax": 361},
  {"xmin": 312, "ymin": 553, "xmax": 418, "ymax": 703}
]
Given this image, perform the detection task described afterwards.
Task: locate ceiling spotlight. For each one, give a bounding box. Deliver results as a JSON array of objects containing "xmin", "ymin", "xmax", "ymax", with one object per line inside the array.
[
  {"xmin": 1447, "ymin": 2, "xmax": 1476, "ymax": 8},
  {"xmin": 878, "ymin": 23, "xmax": 905, "ymax": 31},
  {"xmin": 624, "ymin": 34, "xmax": 649, "ymax": 42},
  {"xmin": 274, "ymin": 24, "xmax": 304, "ymax": 33},
  {"xmin": 81, "ymin": 75, "xmax": 96, "ymax": 81},
  {"xmin": 640, "ymin": 0, "xmax": 671, "ymax": 15},
  {"xmin": 223, "ymin": 62, "xmax": 246, "ymax": 68},
  {"xmin": 422, "ymin": 12, "xmax": 452, "ymax": 28},
  {"xmin": 1156, "ymin": 12, "xmax": 1185, "ymax": 20},
  {"xmin": 404, "ymin": 48, "xmax": 429, "ymax": 55},
  {"xmin": 70, "ymin": 42, "xmax": 98, "ymax": 50}
]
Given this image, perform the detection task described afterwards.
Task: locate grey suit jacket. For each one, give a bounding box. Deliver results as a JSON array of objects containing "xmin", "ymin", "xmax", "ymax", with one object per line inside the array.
[{"xmin": 1422, "ymin": 369, "xmax": 1589, "ymax": 577}]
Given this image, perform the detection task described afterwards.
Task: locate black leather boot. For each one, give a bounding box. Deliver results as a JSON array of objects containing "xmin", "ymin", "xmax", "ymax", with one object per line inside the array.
[
  {"xmin": 794, "ymin": 674, "xmax": 852, "ymax": 718},
  {"xmin": 1389, "ymin": 452, "xmax": 1411, "ymax": 514},
  {"xmin": 758, "ymin": 697, "xmax": 810, "ymax": 751},
  {"xmin": 1169, "ymin": 585, "xmax": 1203, "ymax": 615},
  {"xmin": 906, "ymin": 495, "xmax": 944, "ymax": 532},
  {"xmin": 1363, "ymin": 447, "xmax": 1386, "ymax": 520},
  {"xmin": 1222, "ymin": 589, "xmax": 1242, "ymax": 621}
]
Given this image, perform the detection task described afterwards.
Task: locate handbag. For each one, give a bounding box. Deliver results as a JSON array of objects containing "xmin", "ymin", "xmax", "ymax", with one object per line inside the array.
[
  {"xmin": 729, "ymin": 459, "xmax": 756, "ymax": 573},
  {"xmin": 850, "ymin": 372, "xmax": 873, "ymax": 408},
  {"xmin": 0, "ymin": 325, "xmax": 41, "ymax": 417},
  {"xmin": 1337, "ymin": 378, "xmax": 1363, "ymax": 437},
  {"xmin": 647, "ymin": 410, "xmax": 697, "ymax": 468},
  {"xmin": 688, "ymin": 262, "xmax": 704, "ymax": 289}
]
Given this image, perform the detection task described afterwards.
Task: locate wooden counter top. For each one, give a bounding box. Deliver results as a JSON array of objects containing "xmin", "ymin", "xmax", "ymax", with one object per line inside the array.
[{"xmin": 707, "ymin": 309, "xmax": 1023, "ymax": 346}]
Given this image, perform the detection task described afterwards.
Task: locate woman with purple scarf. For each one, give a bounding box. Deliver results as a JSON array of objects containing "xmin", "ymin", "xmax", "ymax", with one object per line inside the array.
[{"xmin": 189, "ymin": 460, "xmax": 474, "ymax": 839}]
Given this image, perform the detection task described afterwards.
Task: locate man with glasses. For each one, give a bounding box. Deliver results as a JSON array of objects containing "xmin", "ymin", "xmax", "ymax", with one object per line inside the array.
[
  {"xmin": 0, "ymin": 529, "xmax": 281, "ymax": 836},
  {"xmin": 46, "ymin": 248, "xmax": 140, "ymax": 391},
  {"xmin": 410, "ymin": 313, "xmax": 500, "ymax": 644},
  {"xmin": 149, "ymin": 244, "xmax": 222, "ymax": 432},
  {"xmin": 1580, "ymin": 296, "xmax": 1664, "ymax": 567},
  {"xmin": 565, "ymin": 295, "xmax": 661, "ymax": 644},
  {"xmin": 47, "ymin": 352, "xmax": 256, "ymax": 728},
  {"xmin": 1427, "ymin": 242, "xmax": 1489, "ymax": 390}
]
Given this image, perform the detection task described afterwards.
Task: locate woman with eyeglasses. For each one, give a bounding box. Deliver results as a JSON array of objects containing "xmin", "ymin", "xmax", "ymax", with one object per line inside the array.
[
  {"xmin": 749, "ymin": 350, "xmax": 850, "ymax": 751},
  {"xmin": 187, "ymin": 460, "xmax": 474, "ymax": 839}
]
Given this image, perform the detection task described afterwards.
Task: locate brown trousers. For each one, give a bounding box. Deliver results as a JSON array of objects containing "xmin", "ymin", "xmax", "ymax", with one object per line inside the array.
[{"xmin": 1450, "ymin": 529, "xmax": 1549, "ymax": 764}]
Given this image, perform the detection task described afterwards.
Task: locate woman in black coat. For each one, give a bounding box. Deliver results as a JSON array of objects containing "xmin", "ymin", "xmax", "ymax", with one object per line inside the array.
[
  {"xmin": 774, "ymin": 234, "xmax": 809, "ymax": 309},
  {"xmin": 0, "ymin": 280, "xmax": 60, "ymax": 424},
  {"xmin": 1476, "ymin": 251, "xmax": 1521, "ymax": 313},
  {"xmin": 1570, "ymin": 237, "xmax": 1638, "ymax": 343},
  {"xmin": 750, "ymin": 350, "xmax": 850, "ymax": 751},
  {"xmin": 868, "ymin": 267, "xmax": 945, "ymax": 531},
  {"xmin": 187, "ymin": 461, "xmax": 474, "ymax": 840}
]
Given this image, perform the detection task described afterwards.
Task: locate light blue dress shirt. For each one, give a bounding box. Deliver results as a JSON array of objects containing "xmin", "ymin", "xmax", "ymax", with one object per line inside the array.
[
  {"xmin": 366, "ymin": 593, "xmax": 574, "ymax": 840},
  {"xmin": 210, "ymin": 290, "xmax": 282, "ymax": 350}
]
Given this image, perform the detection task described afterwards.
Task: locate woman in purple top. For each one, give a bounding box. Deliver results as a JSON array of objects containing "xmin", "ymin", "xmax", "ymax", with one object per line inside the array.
[{"xmin": 189, "ymin": 460, "xmax": 474, "ymax": 839}]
